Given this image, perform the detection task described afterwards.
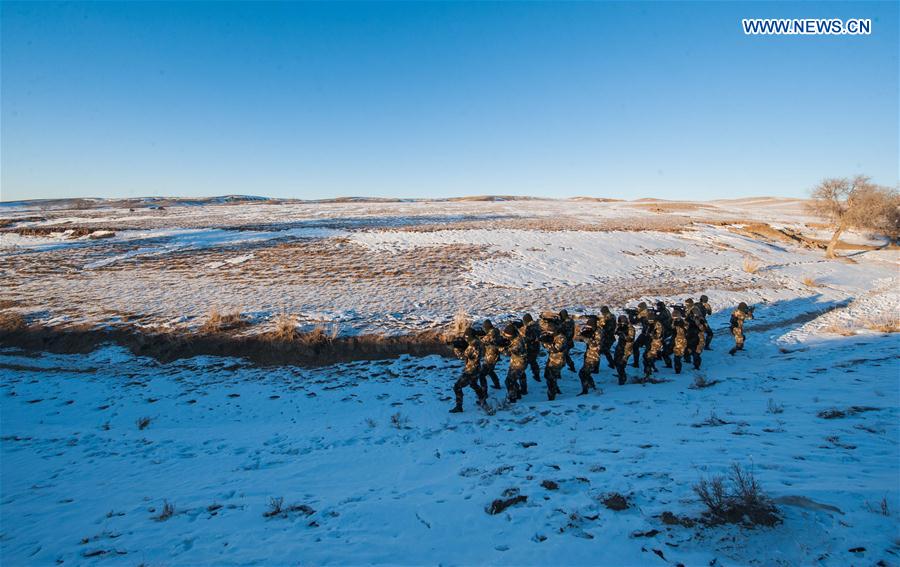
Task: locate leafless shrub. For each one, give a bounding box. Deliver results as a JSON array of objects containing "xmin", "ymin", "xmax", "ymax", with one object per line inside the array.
[
  {"xmin": 601, "ymin": 492, "xmax": 629, "ymax": 511},
  {"xmin": 269, "ymin": 312, "xmax": 298, "ymax": 342},
  {"xmin": 861, "ymin": 315, "xmax": 900, "ymax": 334},
  {"xmin": 199, "ymin": 306, "xmax": 247, "ymax": 334},
  {"xmin": 263, "ymin": 496, "xmax": 284, "ymax": 518},
  {"xmin": 152, "ymin": 500, "xmax": 175, "ymax": 521},
  {"xmin": 821, "ymin": 322, "xmax": 856, "ymax": 336},
  {"xmin": 0, "ymin": 311, "xmax": 26, "ymax": 333},
  {"xmin": 742, "ymin": 258, "xmax": 760, "ymax": 274},
  {"xmin": 693, "ymin": 463, "xmax": 780, "ymax": 526},
  {"xmin": 136, "ymin": 416, "xmax": 151, "ymax": 430},
  {"xmin": 766, "ymin": 399, "xmax": 784, "ymax": 414},
  {"xmin": 807, "ymin": 175, "xmax": 900, "ymax": 258},
  {"xmin": 689, "ymin": 375, "xmax": 720, "ymax": 389},
  {"xmin": 447, "ymin": 308, "xmax": 471, "ymax": 339},
  {"xmin": 802, "ymin": 276, "xmax": 821, "ymax": 287},
  {"xmin": 817, "ymin": 406, "xmax": 879, "ymax": 419}
]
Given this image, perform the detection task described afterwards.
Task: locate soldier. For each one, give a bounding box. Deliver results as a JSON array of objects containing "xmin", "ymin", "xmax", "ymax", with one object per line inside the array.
[
  {"xmin": 521, "ymin": 313, "xmax": 542, "ymax": 385},
  {"xmin": 642, "ymin": 310, "xmax": 665, "ymax": 381},
  {"xmin": 670, "ymin": 307, "xmax": 688, "ymax": 374},
  {"xmin": 729, "ymin": 302, "xmax": 755, "ymax": 355},
  {"xmin": 685, "ymin": 304, "xmax": 707, "ymax": 369},
  {"xmin": 575, "ymin": 316, "xmax": 601, "ymax": 396},
  {"xmin": 699, "ymin": 294, "xmax": 714, "ymax": 349},
  {"xmin": 613, "ymin": 314, "xmax": 635, "ymax": 385},
  {"xmin": 631, "ymin": 302, "xmax": 650, "ymax": 368},
  {"xmin": 500, "ymin": 323, "xmax": 526, "ymax": 403},
  {"xmin": 598, "ymin": 306, "xmax": 617, "ymax": 370},
  {"xmin": 449, "ymin": 328, "xmax": 487, "ymax": 413},
  {"xmin": 655, "ymin": 301, "xmax": 673, "ymax": 368},
  {"xmin": 478, "ymin": 319, "xmax": 503, "ymax": 392},
  {"xmin": 539, "ymin": 312, "xmax": 566, "ymax": 400},
  {"xmin": 558, "ymin": 309, "xmax": 577, "ymax": 373}
]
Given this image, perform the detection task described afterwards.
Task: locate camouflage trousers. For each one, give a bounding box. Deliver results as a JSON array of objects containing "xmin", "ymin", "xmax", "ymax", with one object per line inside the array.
[
  {"xmin": 544, "ymin": 364, "xmax": 563, "ymax": 401},
  {"xmin": 505, "ymin": 366, "xmax": 524, "ymax": 402},
  {"xmin": 479, "ymin": 360, "xmax": 501, "ymax": 391},
  {"xmin": 732, "ymin": 327, "xmax": 746, "ymax": 350},
  {"xmin": 453, "ymin": 371, "xmax": 486, "ymax": 409},
  {"xmin": 526, "ymin": 350, "xmax": 541, "ymax": 381}
]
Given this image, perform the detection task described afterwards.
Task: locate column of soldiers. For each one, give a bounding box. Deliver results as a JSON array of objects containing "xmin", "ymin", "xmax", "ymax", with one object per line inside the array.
[{"xmin": 449, "ymin": 298, "xmax": 754, "ymax": 413}]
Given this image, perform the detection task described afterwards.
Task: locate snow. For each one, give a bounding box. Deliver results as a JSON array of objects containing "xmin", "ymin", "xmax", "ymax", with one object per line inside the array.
[{"xmin": 1, "ymin": 318, "xmax": 897, "ymax": 565}]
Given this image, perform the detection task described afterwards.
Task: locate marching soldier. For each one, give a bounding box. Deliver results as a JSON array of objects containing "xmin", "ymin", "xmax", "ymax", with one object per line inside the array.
[
  {"xmin": 642, "ymin": 310, "xmax": 664, "ymax": 381},
  {"xmin": 559, "ymin": 309, "xmax": 577, "ymax": 373},
  {"xmin": 449, "ymin": 328, "xmax": 487, "ymax": 413},
  {"xmin": 685, "ymin": 304, "xmax": 707, "ymax": 369},
  {"xmin": 670, "ymin": 307, "xmax": 688, "ymax": 374},
  {"xmin": 539, "ymin": 312, "xmax": 566, "ymax": 400},
  {"xmin": 500, "ymin": 323, "xmax": 526, "ymax": 403},
  {"xmin": 700, "ymin": 294, "xmax": 714, "ymax": 349},
  {"xmin": 576, "ymin": 316, "xmax": 601, "ymax": 396},
  {"xmin": 631, "ymin": 302, "xmax": 650, "ymax": 368},
  {"xmin": 521, "ymin": 313, "xmax": 542, "ymax": 384},
  {"xmin": 478, "ymin": 319, "xmax": 503, "ymax": 391},
  {"xmin": 598, "ymin": 306, "xmax": 617, "ymax": 370},
  {"xmin": 614, "ymin": 314, "xmax": 634, "ymax": 385},
  {"xmin": 655, "ymin": 301, "xmax": 673, "ymax": 368},
  {"xmin": 729, "ymin": 302, "xmax": 754, "ymax": 355}
]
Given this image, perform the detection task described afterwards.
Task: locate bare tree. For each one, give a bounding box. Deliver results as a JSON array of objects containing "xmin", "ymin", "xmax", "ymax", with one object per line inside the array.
[{"xmin": 807, "ymin": 176, "xmax": 900, "ymax": 258}]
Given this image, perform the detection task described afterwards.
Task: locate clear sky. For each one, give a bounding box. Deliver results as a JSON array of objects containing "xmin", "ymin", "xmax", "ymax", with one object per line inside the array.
[{"xmin": 1, "ymin": 1, "xmax": 897, "ymax": 202}]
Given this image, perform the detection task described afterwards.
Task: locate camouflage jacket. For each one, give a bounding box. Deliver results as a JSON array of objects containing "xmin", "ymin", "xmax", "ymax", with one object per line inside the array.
[
  {"xmin": 647, "ymin": 320, "xmax": 665, "ymax": 354},
  {"xmin": 672, "ymin": 319, "xmax": 687, "ymax": 355},
  {"xmin": 600, "ymin": 313, "xmax": 617, "ymax": 346},
  {"xmin": 577, "ymin": 326, "xmax": 603, "ymax": 366},
  {"xmin": 560, "ymin": 318, "xmax": 575, "ymax": 348},
  {"xmin": 546, "ymin": 333, "xmax": 568, "ymax": 369},
  {"xmin": 614, "ymin": 322, "xmax": 635, "ymax": 360},
  {"xmin": 522, "ymin": 321, "xmax": 541, "ymax": 353},
  {"xmin": 501, "ymin": 334, "xmax": 527, "ymax": 371},
  {"xmin": 730, "ymin": 308, "xmax": 753, "ymax": 331},
  {"xmin": 482, "ymin": 327, "xmax": 501, "ymax": 365},
  {"xmin": 701, "ymin": 301, "xmax": 713, "ymax": 317},
  {"xmin": 454, "ymin": 340, "xmax": 483, "ymax": 375}
]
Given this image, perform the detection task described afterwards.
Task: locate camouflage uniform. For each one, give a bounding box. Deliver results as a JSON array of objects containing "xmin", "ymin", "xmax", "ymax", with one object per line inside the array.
[
  {"xmin": 478, "ymin": 320, "xmax": 503, "ymax": 391},
  {"xmin": 539, "ymin": 313, "xmax": 566, "ymax": 400},
  {"xmin": 614, "ymin": 315, "xmax": 635, "ymax": 385},
  {"xmin": 700, "ymin": 295, "xmax": 714, "ymax": 349},
  {"xmin": 631, "ymin": 303, "xmax": 650, "ymax": 368},
  {"xmin": 575, "ymin": 317, "xmax": 600, "ymax": 395},
  {"xmin": 670, "ymin": 311, "xmax": 687, "ymax": 374},
  {"xmin": 685, "ymin": 305, "xmax": 707, "ymax": 369},
  {"xmin": 642, "ymin": 313, "xmax": 664, "ymax": 379},
  {"xmin": 521, "ymin": 314, "xmax": 542, "ymax": 383},
  {"xmin": 450, "ymin": 330, "xmax": 487, "ymax": 413},
  {"xmin": 655, "ymin": 301, "xmax": 673, "ymax": 368},
  {"xmin": 598, "ymin": 307, "xmax": 617, "ymax": 370},
  {"xmin": 500, "ymin": 324, "xmax": 525, "ymax": 403},
  {"xmin": 729, "ymin": 303, "xmax": 754, "ymax": 355},
  {"xmin": 559, "ymin": 310, "xmax": 577, "ymax": 373}
]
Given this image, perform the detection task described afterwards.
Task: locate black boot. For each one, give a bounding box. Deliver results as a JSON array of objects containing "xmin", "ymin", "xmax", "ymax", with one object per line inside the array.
[
  {"xmin": 449, "ymin": 405, "xmax": 463, "ymax": 413},
  {"xmin": 729, "ymin": 347, "xmax": 737, "ymax": 356}
]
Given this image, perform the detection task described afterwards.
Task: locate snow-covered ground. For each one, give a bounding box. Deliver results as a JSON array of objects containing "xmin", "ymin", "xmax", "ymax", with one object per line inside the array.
[
  {"xmin": 1, "ymin": 317, "xmax": 897, "ymax": 565},
  {"xmin": 1, "ymin": 197, "xmax": 898, "ymax": 565}
]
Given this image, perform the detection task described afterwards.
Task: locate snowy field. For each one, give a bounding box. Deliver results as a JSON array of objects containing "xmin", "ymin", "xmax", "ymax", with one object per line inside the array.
[{"xmin": 1, "ymin": 197, "xmax": 898, "ymax": 565}]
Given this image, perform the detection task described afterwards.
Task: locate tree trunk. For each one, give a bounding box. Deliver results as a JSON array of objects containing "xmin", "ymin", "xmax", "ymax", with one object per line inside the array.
[{"xmin": 825, "ymin": 223, "xmax": 845, "ymax": 259}]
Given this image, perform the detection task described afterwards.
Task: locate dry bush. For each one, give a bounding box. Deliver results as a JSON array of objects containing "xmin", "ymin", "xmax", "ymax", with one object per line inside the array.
[
  {"xmin": 821, "ymin": 322, "xmax": 856, "ymax": 336},
  {"xmin": 199, "ymin": 306, "xmax": 247, "ymax": 334},
  {"xmin": 136, "ymin": 416, "xmax": 151, "ymax": 430},
  {"xmin": 694, "ymin": 463, "xmax": 780, "ymax": 527},
  {"xmin": 446, "ymin": 308, "xmax": 471, "ymax": 339},
  {"xmin": 0, "ymin": 311, "xmax": 27, "ymax": 332},
  {"xmin": 742, "ymin": 258, "xmax": 761, "ymax": 274},
  {"xmin": 862, "ymin": 315, "xmax": 900, "ymax": 334},
  {"xmin": 802, "ymin": 276, "xmax": 821, "ymax": 287},
  {"xmin": 153, "ymin": 500, "xmax": 175, "ymax": 522},
  {"xmin": 269, "ymin": 312, "xmax": 298, "ymax": 342}
]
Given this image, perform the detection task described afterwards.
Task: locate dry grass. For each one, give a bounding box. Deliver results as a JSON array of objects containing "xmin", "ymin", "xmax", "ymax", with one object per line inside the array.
[
  {"xmin": 199, "ymin": 306, "xmax": 247, "ymax": 334},
  {"xmin": 694, "ymin": 463, "xmax": 780, "ymax": 527},
  {"xmin": 802, "ymin": 276, "xmax": 821, "ymax": 287},
  {"xmin": 446, "ymin": 308, "xmax": 471, "ymax": 339},
  {"xmin": 821, "ymin": 322, "xmax": 856, "ymax": 336},
  {"xmin": 269, "ymin": 312, "xmax": 299, "ymax": 342},
  {"xmin": 862, "ymin": 315, "xmax": 900, "ymax": 333},
  {"xmin": 0, "ymin": 311, "xmax": 27, "ymax": 332},
  {"xmin": 742, "ymin": 258, "xmax": 761, "ymax": 274}
]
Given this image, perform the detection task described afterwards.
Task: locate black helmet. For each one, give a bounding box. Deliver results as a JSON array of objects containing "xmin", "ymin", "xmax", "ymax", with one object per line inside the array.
[
  {"xmin": 464, "ymin": 327, "xmax": 476, "ymax": 340},
  {"xmin": 585, "ymin": 315, "xmax": 598, "ymax": 326},
  {"xmin": 700, "ymin": 294, "xmax": 709, "ymax": 302},
  {"xmin": 617, "ymin": 314, "xmax": 629, "ymax": 324},
  {"xmin": 738, "ymin": 302, "xmax": 748, "ymax": 311},
  {"xmin": 656, "ymin": 301, "xmax": 666, "ymax": 309},
  {"xmin": 600, "ymin": 305, "xmax": 610, "ymax": 314},
  {"xmin": 522, "ymin": 313, "xmax": 534, "ymax": 324},
  {"xmin": 637, "ymin": 302, "xmax": 647, "ymax": 310},
  {"xmin": 685, "ymin": 298, "xmax": 694, "ymax": 305},
  {"xmin": 483, "ymin": 319, "xmax": 493, "ymax": 331},
  {"xmin": 502, "ymin": 324, "xmax": 518, "ymax": 338},
  {"xmin": 559, "ymin": 309, "xmax": 569, "ymax": 320}
]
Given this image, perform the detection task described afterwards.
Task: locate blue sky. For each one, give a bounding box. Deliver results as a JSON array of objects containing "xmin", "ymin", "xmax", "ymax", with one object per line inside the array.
[{"xmin": 1, "ymin": 1, "xmax": 897, "ymax": 201}]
